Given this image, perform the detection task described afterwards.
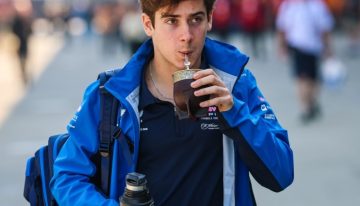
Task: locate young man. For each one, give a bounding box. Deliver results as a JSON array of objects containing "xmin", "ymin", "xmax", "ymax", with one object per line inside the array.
[{"xmin": 50, "ymin": 0, "xmax": 294, "ymax": 205}]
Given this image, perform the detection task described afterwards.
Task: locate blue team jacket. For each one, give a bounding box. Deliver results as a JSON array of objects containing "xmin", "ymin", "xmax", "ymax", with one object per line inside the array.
[{"xmin": 50, "ymin": 38, "xmax": 294, "ymax": 206}]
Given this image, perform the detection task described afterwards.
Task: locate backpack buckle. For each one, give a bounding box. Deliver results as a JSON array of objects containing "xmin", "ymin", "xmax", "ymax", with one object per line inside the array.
[
  {"xmin": 99, "ymin": 85, "xmax": 109, "ymax": 94},
  {"xmin": 99, "ymin": 141, "xmax": 110, "ymax": 157}
]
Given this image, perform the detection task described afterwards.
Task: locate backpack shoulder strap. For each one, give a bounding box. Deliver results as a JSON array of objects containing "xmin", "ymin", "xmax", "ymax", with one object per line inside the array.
[
  {"xmin": 97, "ymin": 70, "xmax": 121, "ymax": 197},
  {"xmin": 98, "ymin": 70, "xmax": 120, "ymax": 156}
]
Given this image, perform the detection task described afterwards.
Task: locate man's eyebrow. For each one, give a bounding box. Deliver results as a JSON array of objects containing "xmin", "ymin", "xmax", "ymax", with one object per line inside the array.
[
  {"xmin": 160, "ymin": 11, "xmax": 206, "ymax": 18},
  {"xmin": 160, "ymin": 13, "xmax": 180, "ymax": 18},
  {"xmin": 190, "ymin": 11, "xmax": 206, "ymax": 17}
]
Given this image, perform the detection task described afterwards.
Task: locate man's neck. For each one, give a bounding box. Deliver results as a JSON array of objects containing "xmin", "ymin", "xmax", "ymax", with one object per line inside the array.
[
  {"xmin": 145, "ymin": 60, "xmax": 175, "ymax": 103},
  {"xmin": 151, "ymin": 60, "xmax": 175, "ymax": 89}
]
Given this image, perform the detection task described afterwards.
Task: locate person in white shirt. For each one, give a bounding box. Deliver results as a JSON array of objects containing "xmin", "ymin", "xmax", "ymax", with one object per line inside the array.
[{"xmin": 276, "ymin": 0, "xmax": 333, "ymax": 123}]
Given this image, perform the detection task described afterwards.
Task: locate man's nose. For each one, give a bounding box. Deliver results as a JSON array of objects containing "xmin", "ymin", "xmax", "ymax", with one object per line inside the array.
[{"xmin": 179, "ymin": 23, "xmax": 193, "ymax": 42}]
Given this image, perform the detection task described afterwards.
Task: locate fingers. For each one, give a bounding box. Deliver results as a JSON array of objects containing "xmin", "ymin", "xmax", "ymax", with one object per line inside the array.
[
  {"xmin": 191, "ymin": 69, "xmax": 225, "ymax": 88},
  {"xmin": 199, "ymin": 95, "xmax": 233, "ymax": 112},
  {"xmin": 194, "ymin": 85, "xmax": 228, "ymax": 97},
  {"xmin": 191, "ymin": 68, "xmax": 234, "ymax": 112},
  {"xmin": 192, "ymin": 68, "xmax": 214, "ymax": 79}
]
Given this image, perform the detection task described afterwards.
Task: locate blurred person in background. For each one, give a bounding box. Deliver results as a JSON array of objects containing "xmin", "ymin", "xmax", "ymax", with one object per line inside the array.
[
  {"xmin": 268, "ymin": 0, "xmax": 284, "ymax": 30},
  {"xmin": 276, "ymin": 0, "xmax": 334, "ymax": 123},
  {"xmin": 210, "ymin": 0, "xmax": 231, "ymax": 41},
  {"xmin": 93, "ymin": 2, "xmax": 124, "ymax": 56},
  {"xmin": 120, "ymin": 2, "xmax": 148, "ymax": 54},
  {"xmin": 233, "ymin": 0, "xmax": 268, "ymax": 59},
  {"xmin": 43, "ymin": 1, "xmax": 71, "ymax": 39},
  {"xmin": 50, "ymin": 0, "xmax": 294, "ymax": 205},
  {"xmin": 0, "ymin": 0, "xmax": 13, "ymax": 30},
  {"xmin": 11, "ymin": 0, "xmax": 33, "ymax": 85}
]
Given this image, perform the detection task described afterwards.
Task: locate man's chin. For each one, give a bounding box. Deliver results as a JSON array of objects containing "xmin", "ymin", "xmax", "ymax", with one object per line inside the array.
[{"xmin": 172, "ymin": 59, "xmax": 186, "ymax": 70}]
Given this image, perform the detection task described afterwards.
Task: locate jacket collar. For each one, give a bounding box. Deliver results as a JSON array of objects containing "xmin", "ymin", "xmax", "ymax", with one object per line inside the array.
[{"xmin": 204, "ymin": 38, "xmax": 249, "ymax": 77}]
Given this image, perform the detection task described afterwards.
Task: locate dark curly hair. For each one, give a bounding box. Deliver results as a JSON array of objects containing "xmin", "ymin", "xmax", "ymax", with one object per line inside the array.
[{"xmin": 139, "ymin": 0, "xmax": 216, "ymax": 26}]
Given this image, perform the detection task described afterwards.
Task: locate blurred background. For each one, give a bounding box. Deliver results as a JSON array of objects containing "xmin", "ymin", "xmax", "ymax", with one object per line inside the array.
[{"xmin": 0, "ymin": 0, "xmax": 359, "ymax": 205}]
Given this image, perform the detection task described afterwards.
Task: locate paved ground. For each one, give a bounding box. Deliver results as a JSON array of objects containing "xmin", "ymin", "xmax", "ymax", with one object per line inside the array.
[
  {"xmin": 0, "ymin": 31, "xmax": 63, "ymax": 126},
  {"xmin": 0, "ymin": 32, "xmax": 359, "ymax": 205}
]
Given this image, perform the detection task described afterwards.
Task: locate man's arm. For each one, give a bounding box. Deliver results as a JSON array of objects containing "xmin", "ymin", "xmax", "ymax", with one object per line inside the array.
[
  {"xmin": 219, "ymin": 69, "xmax": 294, "ymax": 192},
  {"xmin": 50, "ymin": 81, "xmax": 118, "ymax": 206}
]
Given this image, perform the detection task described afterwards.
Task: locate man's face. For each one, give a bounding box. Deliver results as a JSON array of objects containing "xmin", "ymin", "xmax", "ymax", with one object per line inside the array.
[{"xmin": 142, "ymin": 0, "xmax": 212, "ymax": 70}]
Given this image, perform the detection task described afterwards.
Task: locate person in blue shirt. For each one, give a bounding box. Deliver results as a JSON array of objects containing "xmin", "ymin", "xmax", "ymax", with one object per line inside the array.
[{"xmin": 50, "ymin": 0, "xmax": 294, "ymax": 205}]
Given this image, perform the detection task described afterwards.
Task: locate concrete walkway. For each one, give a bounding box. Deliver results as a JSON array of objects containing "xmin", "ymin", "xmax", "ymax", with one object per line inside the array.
[{"xmin": 0, "ymin": 31, "xmax": 63, "ymax": 126}]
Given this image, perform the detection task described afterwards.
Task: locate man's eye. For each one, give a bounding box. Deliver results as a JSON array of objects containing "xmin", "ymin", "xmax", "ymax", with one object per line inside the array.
[
  {"xmin": 190, "ymin": 16, "xmax": 203, "ymax": 24},
  {"xmin": 165, "ymin": 18, "xmax": 177, "ymax": 25}
]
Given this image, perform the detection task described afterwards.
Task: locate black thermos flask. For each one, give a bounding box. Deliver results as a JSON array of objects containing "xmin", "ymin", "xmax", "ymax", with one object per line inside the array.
[{"xmin": 120, "ymin": 172, "xmax": 154, "ymax": 206}]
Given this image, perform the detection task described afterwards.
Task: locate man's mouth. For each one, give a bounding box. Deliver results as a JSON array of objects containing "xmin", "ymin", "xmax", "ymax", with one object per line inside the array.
[
  {"xmin": 178, "ymin": 50, "xmax": 194, "ymax": 68},
  {"xmin": 179, "ymin": 51, "xmax": 193, "ymax": 57}
]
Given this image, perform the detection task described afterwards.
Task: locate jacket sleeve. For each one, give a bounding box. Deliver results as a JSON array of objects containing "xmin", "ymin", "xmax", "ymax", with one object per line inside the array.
[
  {"xmin": 50, "ymin": 81, "xmax": 118, "ymax": 206},
  {"xmin": 219, "ymin": 69, "xmax": 294, "ymax": 192}
]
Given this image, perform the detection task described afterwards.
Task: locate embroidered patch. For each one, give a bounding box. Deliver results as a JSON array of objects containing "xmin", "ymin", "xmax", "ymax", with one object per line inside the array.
[{"xmin": 264, "ymin": 114, "xmax": 276, "ymax": 120}]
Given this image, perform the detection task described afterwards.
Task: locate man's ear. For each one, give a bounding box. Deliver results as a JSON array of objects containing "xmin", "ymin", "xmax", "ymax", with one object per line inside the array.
[
  {"xmin": 207, "ymin": 9, "xmax": 213, "ymax": 31},
  {"xmin": 142, "ymin": 13, "xmax": 154, "ymax": 37}
]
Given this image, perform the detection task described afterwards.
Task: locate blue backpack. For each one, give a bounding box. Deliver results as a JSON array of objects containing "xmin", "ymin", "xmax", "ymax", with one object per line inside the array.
[{"xmin": 24, "ymin": 70, "xmax": 121, "ymax": 206}]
